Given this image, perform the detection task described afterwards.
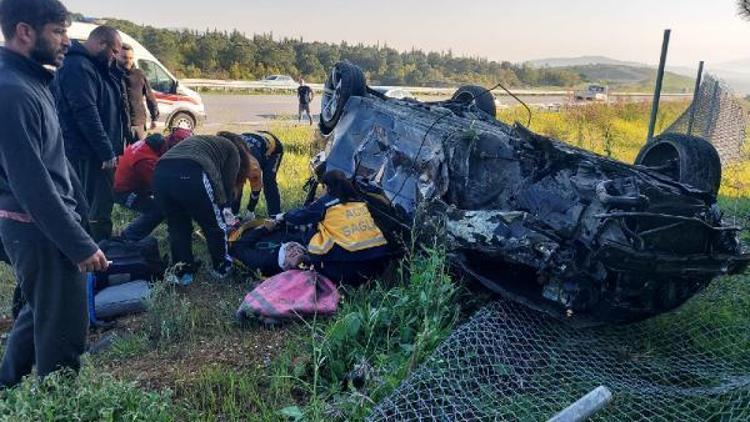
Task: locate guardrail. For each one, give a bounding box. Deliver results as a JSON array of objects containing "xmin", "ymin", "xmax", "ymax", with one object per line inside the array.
[{"xmin": 180, "ymin": 78, "xmax": 693, "ymax": 99}]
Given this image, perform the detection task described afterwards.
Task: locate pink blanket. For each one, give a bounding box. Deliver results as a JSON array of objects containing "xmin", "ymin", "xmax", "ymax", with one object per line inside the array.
[{"xmin": 237, "ymin": 270, "xmax": 340, "ymax": 322}]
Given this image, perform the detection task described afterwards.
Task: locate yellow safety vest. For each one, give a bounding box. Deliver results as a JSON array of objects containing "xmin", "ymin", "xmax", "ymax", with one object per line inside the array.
[
  {"xmin": 308, "ymin": 202, "xmax": 388, "ymax": 255},
  {"xmin": 264, "ymin": 134, "xmax": 278, "ymax": 157}
]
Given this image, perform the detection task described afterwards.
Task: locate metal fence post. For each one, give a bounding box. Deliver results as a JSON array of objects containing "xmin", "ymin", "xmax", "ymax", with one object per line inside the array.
[
  {"xmin": 687, "ymin": 61, "xmax": 704, "ymax": 136},
  {"xmin": 647, "ymin": 29, "xmax": 671, "ymax": 143},
  {"xmin": 547, "ymin": 386, "xmax": 614, "ymax": 422}
]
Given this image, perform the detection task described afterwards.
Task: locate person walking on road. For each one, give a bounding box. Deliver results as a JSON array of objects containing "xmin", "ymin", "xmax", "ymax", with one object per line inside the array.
[
  {"xmin": 54, "ymin": 25, "xmax": 125, "ymax": 241},
  {"xmin": 297, "ymin": 78, "xmax": 314, "ymax": 125},
  {"xmin": 0, "ymin": 0, "xmax": 109, "ymax": 387},
  {"xmin": 117, "ymin": 43, "xmax": 159, "ymax": 143}
]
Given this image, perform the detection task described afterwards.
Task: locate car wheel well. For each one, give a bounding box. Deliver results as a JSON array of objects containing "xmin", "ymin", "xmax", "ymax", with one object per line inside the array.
[{"xmin": 168, "ymin": 110, "xmax": 197, "ymax": 130}]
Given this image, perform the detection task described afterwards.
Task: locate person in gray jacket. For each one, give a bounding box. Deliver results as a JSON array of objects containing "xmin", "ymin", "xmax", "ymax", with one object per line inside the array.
[
  {"xmin": 54, "ymin": 25, "xmax": 125, "ymax": 241},
  {"xmin": 0, "ymin": 0, "xmax": 109, "ymax": 387}
]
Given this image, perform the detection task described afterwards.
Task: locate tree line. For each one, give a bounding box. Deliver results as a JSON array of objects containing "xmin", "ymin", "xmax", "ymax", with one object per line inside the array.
[{"xmin": 100, "ymin": 17, "xmax": 581, "ymax": 87}]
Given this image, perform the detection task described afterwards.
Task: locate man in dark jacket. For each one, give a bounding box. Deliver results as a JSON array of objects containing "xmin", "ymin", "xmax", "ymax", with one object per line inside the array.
[
  {"xmin": 54, "ymin": 25, "xmax": 124, "ymax": 241},
  {"xmin": 117, "ymin": 43, "xmax": 159, "ymax": 143},
  {"xmin": 0, "ymin": 0, "xmax": 109, "ymax": 387}
]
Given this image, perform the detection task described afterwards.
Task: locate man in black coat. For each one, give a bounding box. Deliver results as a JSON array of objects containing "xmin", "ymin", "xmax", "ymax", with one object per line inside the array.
[
  {"xmin": 54, "ymin": 25, "xmax": 125, "ymax": 241},
  {"xmin": 117, "ymin": 43, "xmax": 159, "ymax": 143},
  {"xmin": 0, "ymin": 0, "xmax": 109, "ymax": 387}
]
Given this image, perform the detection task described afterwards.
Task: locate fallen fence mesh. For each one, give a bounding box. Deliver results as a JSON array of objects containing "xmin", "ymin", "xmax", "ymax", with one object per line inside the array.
[
  {"xmin": 663, "ymin": 74, "xmax": 748, "ymax": 164},
  {"xmin": 369, "ymin": 275, "xmax": 750, "ymax": 421}
]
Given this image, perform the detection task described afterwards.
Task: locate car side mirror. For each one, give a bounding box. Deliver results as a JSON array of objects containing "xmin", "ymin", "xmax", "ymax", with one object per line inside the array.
[{"xmin": 171, "ymin": 80, "xmax": 179, "ymax": 94}]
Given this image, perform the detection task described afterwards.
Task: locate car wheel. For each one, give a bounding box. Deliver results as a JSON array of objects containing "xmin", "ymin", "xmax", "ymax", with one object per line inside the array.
[
  {"xmin": 635, "ymin": 133, "xmax": 721, "ymax": 197},
  {"xmin": 320, "ymin": 61, "xmax": 367, "ymax": 135},
  {"xmin": 169, "ymin": 112, "xmax": 196, "ymax": 130},
  {"xmin": 452, "ymin": 85, "xmax": 497, "ymax": 117}
]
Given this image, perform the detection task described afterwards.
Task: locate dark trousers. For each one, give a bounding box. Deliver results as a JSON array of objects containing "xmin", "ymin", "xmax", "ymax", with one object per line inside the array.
[
  {"xmin": 315, "ymin": 258, "xmax": 387, "ymax": 286},
  {"xmin": 154, "ymin": 159, "xmax": 231, "ymax": 273},
  {"xmin": 114, "ymin": 191, "xmax": 164, "ymax": 241},
  {"xmin": 72, "ymin": 158, "xmax": 114, "ymax": 242},
  {"xmin": 298, "ymin": 103, "xmax": 313, "ymax": 124},
  {"xmin": 0, "ymin": 220, "xmax": 88, "ymax": 387},
  {"xmin": 233, "ymin": 148, "xmax": 284, "ymax": 216},
  {"xmin": 127, "ymin": 125, "xmax": 146, "ymax": 145},
  {"xmin": 230, "ymin": 226, "xmax": 304, "ymax": 276}
]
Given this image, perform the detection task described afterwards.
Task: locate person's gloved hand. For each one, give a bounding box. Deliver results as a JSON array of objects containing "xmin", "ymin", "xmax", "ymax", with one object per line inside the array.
[
  {"xmin": 222, "ymin": 208, "xmax": 238, "ymax": 227},
  {"xmin": 240, "ymin": 210, "xmax": 255, "ymax": 222}
]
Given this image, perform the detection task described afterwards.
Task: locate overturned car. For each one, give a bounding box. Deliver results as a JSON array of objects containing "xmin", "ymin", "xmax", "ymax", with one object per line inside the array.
[{"xmin": 308, "ymin": 61, "xmax": 749, "ymax": 323}]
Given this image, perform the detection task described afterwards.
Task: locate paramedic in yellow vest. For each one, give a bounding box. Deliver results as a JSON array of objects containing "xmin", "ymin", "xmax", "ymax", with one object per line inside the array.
[{"xmin": 277, "ymin": 170, "xmax": 389, "ymax": 284}]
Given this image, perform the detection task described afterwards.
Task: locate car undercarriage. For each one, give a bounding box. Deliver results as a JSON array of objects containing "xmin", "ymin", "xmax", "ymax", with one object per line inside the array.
[{"xmin": 308, "ymin": 61, "xmax": 750, "ymax": 324}]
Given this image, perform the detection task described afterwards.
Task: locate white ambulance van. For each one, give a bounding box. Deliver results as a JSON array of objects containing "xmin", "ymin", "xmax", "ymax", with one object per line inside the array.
[{"xmin": 1, "ymin": 21, "xmax": 207, "ymax": 129}]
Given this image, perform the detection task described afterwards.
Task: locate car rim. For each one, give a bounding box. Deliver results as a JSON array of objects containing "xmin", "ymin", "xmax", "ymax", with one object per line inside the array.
[
  {"xmin": 321, "ymin": 68, "xmax": 341, "ymax": 123},
  {"xmin": 173, "ymin": 117, "xmax": 194, "ymax": 129}
]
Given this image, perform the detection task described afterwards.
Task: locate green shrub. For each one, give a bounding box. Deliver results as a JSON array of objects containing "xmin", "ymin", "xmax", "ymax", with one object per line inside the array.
[
  {"xmin": 144, "ymin": 278, "xmax": 194, "ymax": 346},
  {"xmin": 0, "ymin": 365, "xmax": 187, "ymax": 421}
]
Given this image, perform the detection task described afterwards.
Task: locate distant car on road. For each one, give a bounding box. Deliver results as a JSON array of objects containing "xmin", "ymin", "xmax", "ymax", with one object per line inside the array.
[
  {"xmin": 575, "ymin": 84, "xmax": 609, "ymax": 102},
  {"xmin": 261, "ymin": 75, "xmax": 298, "ymax": 88}
]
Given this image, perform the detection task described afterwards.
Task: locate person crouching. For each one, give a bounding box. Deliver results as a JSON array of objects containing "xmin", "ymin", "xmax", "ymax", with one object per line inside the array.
[
  {"xmin": 154, "ymin": 134, "xmax": 253, "ymax": 285},
  {"xmin": 113, "ymin": 128, "xmax": 192, "ymax": 240},
  {"xmin": 274, "ymin": 170, "xmax": 389, "ymax": 285},
  {"xmin": 223, "ymin": 131, "xmax": 285, "ymax": 218}
]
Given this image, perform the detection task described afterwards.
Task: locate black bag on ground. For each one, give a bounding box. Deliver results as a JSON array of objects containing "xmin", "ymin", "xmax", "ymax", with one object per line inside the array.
[
  {"xmin": 96, "ymin": 236, "xmax": 165, "ymax": 289},
  {"xmin": 88, "ymin": 236, "xmax": 164, "ymax": 327}
]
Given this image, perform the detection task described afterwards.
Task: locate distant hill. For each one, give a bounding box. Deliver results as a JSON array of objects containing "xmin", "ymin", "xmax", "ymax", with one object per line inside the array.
[
  {"xmin": 528, "ymin": 55, "xmax": 750, "ymax": 95},
  {"xmin": 526, "ymin": 56, "xmax": 648, "ymax": 68},
  {"xmin": 715, "ymin": 58, "xmax": 750, "ymax": 74},
  {"xmin": 707, "ymin": 59, "xmax": 750, "ymax": 95},
  {"xmin": 562, "ymin": 64, "xmax": 694, "ymax": 92}
]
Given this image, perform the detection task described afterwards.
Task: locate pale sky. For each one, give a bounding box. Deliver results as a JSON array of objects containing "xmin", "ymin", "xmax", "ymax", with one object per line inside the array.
[{"xmin": 65, "ymin": 0, "xmax": 750, "ymax": 67}]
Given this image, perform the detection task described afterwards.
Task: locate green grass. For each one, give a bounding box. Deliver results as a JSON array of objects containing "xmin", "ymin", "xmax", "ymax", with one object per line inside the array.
[
  {"xmin": 0, "ymin": 104, "xmax": 748, "ymax": 421},
  {"xmin": 0, "ymin": 364, "xmax": 189, "ymax": 421}
]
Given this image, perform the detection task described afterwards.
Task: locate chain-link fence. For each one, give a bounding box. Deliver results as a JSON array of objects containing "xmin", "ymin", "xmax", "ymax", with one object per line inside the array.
[
  {"xmin": 663, "ymin": 74, "xmax": 748, "ymax": 164},
  {"xmin": 369, "ymin": 275, "xmax": 750, "ymax": 421}
]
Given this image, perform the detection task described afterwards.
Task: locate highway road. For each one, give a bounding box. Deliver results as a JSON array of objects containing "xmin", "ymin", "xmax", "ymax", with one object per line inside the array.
[{"xmin": 200, "ymin": 93, "xmax": 688, "ymax": 126}]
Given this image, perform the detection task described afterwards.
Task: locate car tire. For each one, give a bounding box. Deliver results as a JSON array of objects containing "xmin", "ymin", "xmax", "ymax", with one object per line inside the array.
[
  {"xmin": 452, "ymin": 85, "xmax": 497, "ymax": 117},
  {"xmin": 319, "ymin": 61, "xmax": 367, "ymax": 135},
  {"xmin": 635, "ymin": 133, "xmax": 721, "ymax": 197},
  {"xmin": 169, "ymin": 112, "xmax": 196, "ymax": 130}
]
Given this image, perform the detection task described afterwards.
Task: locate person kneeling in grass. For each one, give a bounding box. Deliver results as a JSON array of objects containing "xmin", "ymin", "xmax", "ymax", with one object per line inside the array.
[
  {"xmin": 113, "ymin": 128, "xmax": 192, "ymax": 240},
  {"xmin": 153, "ymin": 134, "xmax": 253, "ymax": 285},
  {"xmin": 268, "ymin": 170, "xmax": 390, "ymax": 285}
]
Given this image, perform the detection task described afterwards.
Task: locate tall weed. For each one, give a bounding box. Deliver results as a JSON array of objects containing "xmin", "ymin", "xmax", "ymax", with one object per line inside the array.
[{"xmin": 285, "ymin": 245, "xmax": 459, "ymax": 419}]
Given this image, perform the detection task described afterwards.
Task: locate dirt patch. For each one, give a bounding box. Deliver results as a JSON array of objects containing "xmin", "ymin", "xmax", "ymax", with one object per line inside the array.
[{"xmin": 100, "ymin": 327, "xmax": 291, "ymax": 391}]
